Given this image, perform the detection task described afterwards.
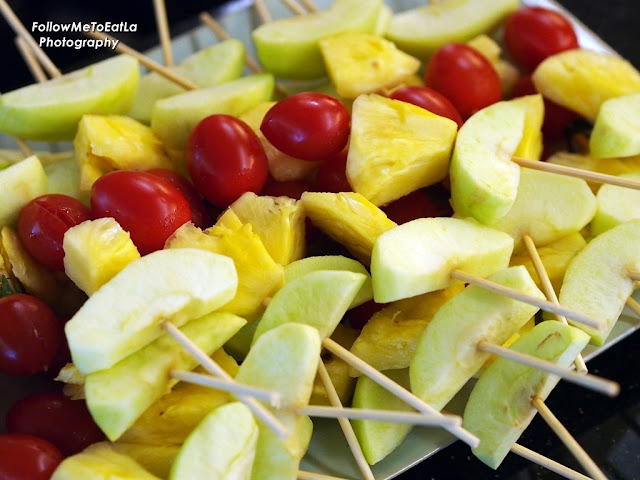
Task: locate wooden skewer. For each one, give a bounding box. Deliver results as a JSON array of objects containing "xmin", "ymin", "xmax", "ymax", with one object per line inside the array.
[
  {"xmin": 170, "ymin": 369, "xmax": 282, "ymax": 407},
  {"xmin": 297, "ymin": 471, "xmax": 351, "ymax": 480},
  {"xmin": 532, "ymin": 396, "xmax": 608, "ymax": 480},
  {"xmin": 513, "ymin": 156, "xmax": 640, "ymax": 191},
  {"xmin": 628, "ymin": 270, "xmax": 640, "ymax": 282},
  {"xmin": 85, "ymin": 31, "xmax": 197, "ymax": 90},
  {"xmin": 451, "ymin": 269, "xmax": 605, "ymax": 331},
  {"xmin": 317, "ymin": 360, "xmax": 374, "ymax": 480},
  {"xmin": 477, "ymin": 341, "xmax": 619, "ymax": 397},
  {"xmin": 254, "ymin": 0, "xmax": 273, "ymax": 23},
  {"xmin": 14, "ymin": 36, "xmax": 47, "ymax": 83},
  {"xmin": 522, "ymin": 234, "xmax": 588, "ymax": 374},
  {"xmin": 153, "ymin": 0, "xmax": 174, "ymax": 66},
  {"xmin": 299, "ymin": 0, "xmax": 318, "ymax": 12},
  {"xmin": 13, "ymin": 137, "xmax": 32, "ymax": 158},
  {"xmin": 0, "ymin": 0, "xmax": 61, "ymax": 78},
  {"xmin": 162, "ymin": 321, "xmax": 290, "ymax": 440},
  {"xmin": 626, "ymin": 297, "xmax": 640, "ymax": 316},
  {"xmin": 297, "ymin": 405, "xmax": 462, "ymax": 427},
  {"xmin": 511, "ymin": 444, "xmax": 592, "ymax": 480},
  {"xmin": 321, "ymin": 337, "xmax": 480, "ymax": 448},
  {"xmin": 280, "ymin": 0, "xmax": 307, "ymax": 15}
]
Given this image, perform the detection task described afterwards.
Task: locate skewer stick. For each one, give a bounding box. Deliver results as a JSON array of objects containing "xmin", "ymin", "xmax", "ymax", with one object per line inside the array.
[
  {"xmin": 14, "ymin": 36, "xmax": 47, "ymax": 83},
  {"xmin": 477, "ymin": 341, "xmax": 619, "ymax": 397},
  {"xmin": 85, "ymin": 31, "xmax": 197, "ymax": 90},
  {"xmin": 299, "ymin": 0, "xmax": 318, "ymax": 12},
  {"xmin": 0, "ymin": 0, "xmax": 61, "ymax": 78},
  {"xmin": 511, "ymin": 444, "xmax": 592, "ymax": 480},
  {"xmin": 153, "ymin": 0, "xmax": 174, "ymax": 66},
  {"xmin": 626, "ymin": 297, "xmax": 640, "ymax": 317},
  {"xmin": 254, "ymin": 0, "xmax": 273, "ymax": 23},
  {"xmin": 628, "ymin": 270, "xmax": 640, "ymax": 282},
  {"xmin": 13, "ymin": 137, "xmax": 32, "ymax": 158},
  {"xmin": 162, "ymin": 321, "xmax": 290, "ymax": 440},
  {"xmin": 297, "ymin": 405, "xmax": 462, "ymax": 427},
  {"xmin": 522, "ymin": 234, "xmax": 588, "ymax": 374},
  {"xmin": 513, "ymin": 156, "xmax": 640, "ymax": 191},
  {"xmin": 317, "ymin": 360, "xmax": 374, "ymax": 480},
  {"xmin": 170, "ymin": 370, "xmax": 281, "ymax": 407},
  {"xmin": 450, "ymin": 269, "xmax": 605, "ymax": 331},
  {"xmin": 297, "ymin": 471, "xmax": 351, "ymax": 480},
  {"xmin": 280, "ymin": 0, "xmax": 307, "ymax": 15},
  {"xmin": 322, "ymin": 337, "xmax": 480, "ymax": 448},
  {"xmin": 531, "ymin": 396, "xmax": 608, "ymax": 480}
]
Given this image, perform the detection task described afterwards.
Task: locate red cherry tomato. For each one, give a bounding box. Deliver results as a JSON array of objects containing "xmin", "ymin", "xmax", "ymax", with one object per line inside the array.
[
  {"xmin": 261, "ymin": 179, "xmax": 313, "ymax": 200},
  {"xmin": 0, "ymin": 434, "xmax": 63, "ymax": 480},
  {"xmin": 0, "ymin": 294, "xmax": 62, "ymax": 376},
  {"xmin": 187, "ymin": 115, "xmax": 269, "ymax": 209},
  {"xmin": 381, "ymin": 187, "xmax": 453, "ymax": 225},
  {"xmin": 91, "ymin": 170, "xmax": 192, "ymax": 255},
  {"xmin": 260, "ymin": 92, "xmax": 350, "ymax": 162},
  {"xmin": 424, "ymin": 43, "xmax": 502, "ymax": 120},
  {"xmin": 17, "ymin": 194, "xmax": 92, "ymax": 271},
  {"xmin": 504, "ymin": 6, "xmax": 578, "ymax": 72},
  {"xmin": 146, "ymin": 168, "xmax": 212, "ymax": 229},
  {"xmin": 7, "ymin": 391, "xmax": 104, "ymax": 457},
  {"xmin": 389, "ymin": 86, "xmax": 464, "ymax": 128},
  {"xmin": 315, "ymin": 150, "xmax": 352, "ymax": 193}
]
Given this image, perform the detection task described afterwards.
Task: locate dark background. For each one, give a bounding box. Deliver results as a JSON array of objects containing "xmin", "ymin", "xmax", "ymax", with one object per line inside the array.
[{"xmin": 1, "ymin": 1, "xmax": 639, "ymax": 479}]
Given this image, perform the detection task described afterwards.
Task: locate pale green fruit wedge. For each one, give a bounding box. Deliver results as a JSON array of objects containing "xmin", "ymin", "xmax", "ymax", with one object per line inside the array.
[
  {"xmin": 170, "ymin": 402, "xmax": 258, "ymax": 480},
  {"xmin": 129, "ymin": 39, "xmax": 245, "ymax": 123},
  {"xmin": 111, "ymin": 444, "xmax": 179, "ymax": 479},
  {"xmin": 43, "ymin": 155, "xmax": 85, "ymax": 203},
  {"xmin": 252, "ymin": 0, "xmax": 382, "ymax": 80},
  {"xmin": 85, "ymin": 311, "xmax": 245, "ymax": 441},
  {"xmin": 0, "ymin": 155, "xmax": 47, "ymax": 227},
  {"xmin": 347, "ymin": 94, "xmax": 457, "ymax": 206},
  {"xmin": 464, "ymin": 321, "xmax": 590, "ymax": 469},
  {"xmin": 251, "ymin": 270, "xmax": 366, "ymax": 344},
  {"xmin": 283, "ymin": 255, "xmax": 373, "ymax": 308},
  {"xmin": 559, "ymin": 219, "xmax": 640, "ymax": 345},
  {"xmin": 485, "ymin": 169, "xmax": 596, "ymax": 251},
  {"xmin": 351, "ymin": 369, "xmax": 413, "ymax": 465},
  {"xmin": 371, "ymin": 217, "xmax": 514, "ymax": 302},
  {"xmin": 410, "ymin": 266, "xmax": 543, "ymax": 411},
  {"xmin": 0, "ymin": 55, "xmax": 139, "ymax": 141},
  {"xmin": 386, "ymin": 0, "xmax": 518, "ymax": 59},
  {"xmin": 66, "ymin": 248, "xmax": 237, "ymax": 374},
  {"xmin": 51, "ymin": 443, "xmax": 161, "ymax": 480},
  {"xmin": 592, "ymin": 173, "xmax": 640, "ymax": 235},
  {"xmin": 590, "ymin": 93, "xmax": 640, "ymax": 158},
  {"xmin": 151, "ymin": 74, "xmax": 274, "ymax": 151}
]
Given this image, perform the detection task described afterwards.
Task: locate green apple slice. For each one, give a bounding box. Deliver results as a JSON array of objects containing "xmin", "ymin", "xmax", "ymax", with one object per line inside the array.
[
  {"xmin": 463, "ymin": 321, "xmax": 590, "ymax": 469},
  {"xmin": 558, "ymin": 219, "xmax": 640, "ymax": 345},
  {"xmin": 66, "ymin": 248, "xmax": 238, "ymax": 374},
  {"xmin": 371, "ymin": 217, "xmax": 514, "ymax": 303},
  {"xmin": 410, "ymin": 266, "xmax": 544, "ymax": 411},
  {"xmin": 85, "ymin": 311, "xmax": 245, "ymax": 441},
  {"xmin": 0, "ymin": 155, "xmax": 47, "ymax": 227},
  {"xmin": 591, "ymin": 173, "xmax": 640, "ymax": 235},
  {"xmin": 0, "ymin": 55, "xmax": 139, "ymax": 141},
  {"xmin": 590, "ymin": 93, "xmax": 640, "ymax": 158},
  {"xmin": 169, "ymin": 402, "xmax": 258, "ymax": 480},
  {"xmin": 252, "ymin": 0, "xmax": 382, "ymax": 80},
  {"xmin": 386, "ymin": 0, "xmax": 518, "ymax": 59},
  {"xmin": 151, "ymin": 73, "xmax": 274, "ymax": 151}
]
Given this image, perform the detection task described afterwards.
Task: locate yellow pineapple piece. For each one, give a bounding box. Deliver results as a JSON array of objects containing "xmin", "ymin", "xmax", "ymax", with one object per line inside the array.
[
  {"xmin": 319, "ymin": 32, "xmax": 421, "ymax": 99},
  {"xmin": 74, "ymin": 114, "xmax": 173, "ymax": 191},
  {"xmin": 346, "ymin": 94, "xmax": 457, "ymax": 206},
  {"xmin": 532, "ymin": 49, "xmax": 640, "ymax": 122},
  {"xmin": 227, "ymin": 192, "xmax": 305, "ymax": 266},
  {"xmin": 63, "ymin": 218, "xmax": 140, "ymax": 296},
  {"xmin": 301, "ymin": 191, "xmax": 396, "ymax": 265},
  {"xmin": 467, "ymin": 34, "xmax": 501, "ymax": 63},
  {"xmin": 511, "ymin": 94, "xmax": 544, "ymax": 161},
  {"xmin": 349, "ymin": 284, "xmax": 464, "ymax": 375},
  {"xmin": 166, "ymin": 221, "xmax": 284, "ymax": 320},
  {"xmin": 110, "ymin": 443, "xmax": 179, "ymax": 479}
]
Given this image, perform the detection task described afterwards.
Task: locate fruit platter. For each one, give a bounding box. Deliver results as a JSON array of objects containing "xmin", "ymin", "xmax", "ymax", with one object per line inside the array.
[{"xmin": 0, "ymin": 0, "xmax": 639, "ymax": 479}]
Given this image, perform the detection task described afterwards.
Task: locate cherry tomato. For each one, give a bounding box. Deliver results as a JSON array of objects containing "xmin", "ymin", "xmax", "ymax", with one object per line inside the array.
[
  {"xmin": 381, "ymin": 187, "xmax": 453, "ymax": 225},
  {"xmin": 504, "ymin": 6, "xmax": 578, "ymax": 72},
  {"xmin": 260, "ymin": 92, "xmax": 350, "ymax": 162},
  {"xmin": 17, "ymin": 194, "xmax": 92, "ymax": 271},
  {"xmin": 261, "ymin": 179, "xmax": 313, "ymax": 200},
  {"xmin": 314, "ymin": 150, "xmax": 352, "ymax": 193},
  {"xmin": 146, "ymin": 168, "xmax": 212, "ymax": 229},
  {"xmin": 91, "ymin": 170, "xmax": 192, "ymax": 255},
  {"xmin": 424, "ymin": 43, "xmax": 502, "ymax": 120},
  {"xmin": 187, "ymin": 115, "xmax": 269, "ymax": 209},
  {"xmin": 0, "ymin": 294, "xmax": 62, "ymax": 376},
  {"xmin": 0, "ymin": 434, "xmax": 63, "ymax": 480},
  {"xmin": 389, "ymin": 86, "xmax": 463, "ymax": 128},
  {"xmin": 7, "ymin": 391, "xmax": 104, "ymax": 457}
]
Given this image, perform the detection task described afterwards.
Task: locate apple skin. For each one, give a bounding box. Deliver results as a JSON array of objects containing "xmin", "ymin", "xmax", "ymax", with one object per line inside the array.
[
  {"xmin": 589, "ymin": 93, "xmax": 640, "ymax": 159},
  {"xmin": 0, "ymin": 155, "xmax": 48, "ymax": 228}
]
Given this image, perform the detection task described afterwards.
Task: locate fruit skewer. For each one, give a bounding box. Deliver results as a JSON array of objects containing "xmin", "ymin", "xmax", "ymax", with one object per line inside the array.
[
  {"xmin": 153, "ymin": 0, "xmax": 174, "ymax": 67},
  {"xmin": 14, "ymin": 36, "xmax": 47, "ymax": 83}
]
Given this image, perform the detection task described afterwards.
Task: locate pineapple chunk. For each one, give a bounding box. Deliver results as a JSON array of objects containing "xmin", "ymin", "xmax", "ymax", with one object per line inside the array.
[
  {"xmin": 63, "ymin": 218, "xmax": 140, "ymax": 296},
  {"xmin": 227, "ymin": 192, "xmax": 305, "ymax": 266},
  {"xmin": 347, "ymin": 94, "xmax": 457, "ymax": 206},
  {"xmin": 532, "ymin": 49, "xmax": 640, "ymax": 121},
  {"xmin": 166, "ymin": 221, "xmax": 284, "ymax": 320},
  {"xmin": 74, "ymin": 114, "xmax": 173, "ymax": 191},
  {"xmin": 512, "ymin": 94, "xmax": 545, "ymax": 161},
  {"xmin": 301, "ymin": 191, "xmax": 397, "ymax": 265},
  {"xmin": 349, "ymin": 284, "xmax": 464, "ymax": 375},
  {"xmin": 319, "ymin": 32, "xmax": 420, "ymax": 99},
  {"xmin": 110, "ymin": 443, "xmax": 179, "ymax": 479}
]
